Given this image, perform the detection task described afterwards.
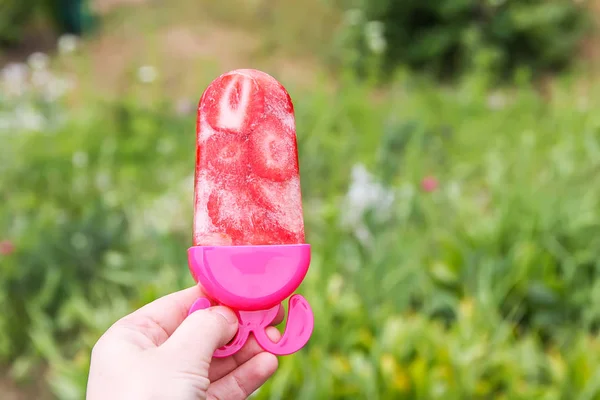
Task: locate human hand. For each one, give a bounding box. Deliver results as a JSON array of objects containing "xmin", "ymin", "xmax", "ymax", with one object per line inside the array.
[{"xmin": 86, "ymin": 285, "xmax": 281, "ymax": 400}]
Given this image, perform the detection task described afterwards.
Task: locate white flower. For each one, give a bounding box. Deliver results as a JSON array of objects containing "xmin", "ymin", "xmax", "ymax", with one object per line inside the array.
[
  {"xmin": 105, "ymin": 251, "xmax": 125, "ymax": 268},
  {"xmin": 2, "ymin": 63, "xmax": 29, "ymax": 97},
  {"xmin": 137, "ymin": 65, "xmax": 158, "ymax": 83},
  {"xmin": 31, "ymin": 69, "xmax": 52, "ymax": 88},
  {"xmin": 340, "ymin": 163, "xmax": 395, "ymax": 244},
  {"xmin": 95, "ymin": 172, "xmax": 111, "ymax": 190},
  {"xmin": 365, "ymin": 21, "xmax": 385, "ymax": 38},
  {"xmin": 15, "ymin": 105, "xmax": 45, "ymax": 131},
  {"xmin": 57, "ymin": 34, "xmax": 78, "ymax": 55},
  {"xmin": 72, "ymin": 151, "xmax": 88, "ymax": 168},
  {"xmin": 369, "ymin": 36, "xmax": 386, "ymax": 54},
  {"xmin": 1, "ymin": 62, "xmax": 28, "ymax": 82},
  {"xmin": 27, "ymin": 52, "xmax": 49, "ymax": 71},
  {"xmin": 364, "ymin": 21, "xmax": 387, "ymax": 55},
  {"xmin": 44, "ymin": 76, "xmax": 74, "ymax": 102},
  {"xmin": 487, "ymin": 92, "xmax": 506, "ymax": 110},
  {"xmin": 345, "ymin": 163, "xmax": 394, "ymax": 219}
]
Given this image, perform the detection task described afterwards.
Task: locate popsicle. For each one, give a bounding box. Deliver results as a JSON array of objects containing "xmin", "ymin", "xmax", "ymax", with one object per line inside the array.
[
  {"xmin": 186, "ymin": 69, "xmax": 314, "ymax": 358},
  {"xmin": 193, "ymin": 68, "xmax": 305, "ymax": 247}
]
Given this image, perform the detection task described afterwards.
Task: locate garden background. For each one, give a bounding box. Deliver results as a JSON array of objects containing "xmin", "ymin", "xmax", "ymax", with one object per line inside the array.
[{"xmin": 3, "ymin": 0, "xmax": 600, "ymax": 398}]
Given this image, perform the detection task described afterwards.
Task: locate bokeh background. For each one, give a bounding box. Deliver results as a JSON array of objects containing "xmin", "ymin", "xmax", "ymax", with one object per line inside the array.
[{"xmin": 3, "ymin": 0, "xmax": 600, "ymax": 399}]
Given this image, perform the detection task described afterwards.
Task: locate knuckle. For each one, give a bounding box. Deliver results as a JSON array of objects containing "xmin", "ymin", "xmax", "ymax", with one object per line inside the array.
[
  {"xmin": 232, "ymin": 372, "xmax": 251, "ymax": 398},
  {"xmin": 190, "ymin": 309, "xmax": 228, "ymax": 329}
]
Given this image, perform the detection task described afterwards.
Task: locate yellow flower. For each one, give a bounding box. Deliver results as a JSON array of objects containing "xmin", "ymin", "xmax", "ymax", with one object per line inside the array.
[
  {"xmin": 380, "ymin": 353, "xmax": 411, "ymax": 392},
  {"xmin": 330, "ymin": 353, "xmax": 351, "ymax": 376}
]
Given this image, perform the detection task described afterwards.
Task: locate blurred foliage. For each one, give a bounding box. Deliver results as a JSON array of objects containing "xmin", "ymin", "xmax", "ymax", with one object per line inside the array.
[
  {"xmin": 0, "ymin": 0, "xmax": 37, "ymax": 45},
  {"xmin": 4, "ymin": 45, "xmax": 600, "ymax": 398},
  {"xmin": 0, "ymin": 0, "xmax": 95, "ymax": 45},
  {"xmin": 334, "ymin": 0, "xmax": 593, "ymax": 82}
]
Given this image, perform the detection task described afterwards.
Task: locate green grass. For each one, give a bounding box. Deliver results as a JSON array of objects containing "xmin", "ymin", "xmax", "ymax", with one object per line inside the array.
[{"xmin": 4, "ymin": 29, "xmax": 600, "ymax": 400}]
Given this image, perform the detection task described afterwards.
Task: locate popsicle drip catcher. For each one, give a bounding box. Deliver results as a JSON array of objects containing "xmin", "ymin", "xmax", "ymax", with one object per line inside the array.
[{"xmin": 187, "ymin": 244, "xmax": 314, "ymax": 357}]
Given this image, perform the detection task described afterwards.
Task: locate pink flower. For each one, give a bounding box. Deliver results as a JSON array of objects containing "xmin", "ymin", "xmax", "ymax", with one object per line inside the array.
[
  {"xmin": 0, "ymin": 240, "xmax": 14, "ymax": 255},
  {"xmin": 421, "ymin": 176, "xmax": 439, "ymax": 193}
]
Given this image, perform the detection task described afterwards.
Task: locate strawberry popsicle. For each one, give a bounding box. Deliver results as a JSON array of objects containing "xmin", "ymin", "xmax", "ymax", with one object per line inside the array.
[
  {"xmin": 187, "ymin": 69, "xmax": 314, "ymax": 357},
  {"xmin": 193, "ymin": 69, "xmax": 305, "ymax": 247}
]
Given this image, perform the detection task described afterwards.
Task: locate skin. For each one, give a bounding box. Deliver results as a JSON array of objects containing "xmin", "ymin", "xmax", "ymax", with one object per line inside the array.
[{"xmin": 86, "ymin": 285, "xmax": 283, "ymax": 400}]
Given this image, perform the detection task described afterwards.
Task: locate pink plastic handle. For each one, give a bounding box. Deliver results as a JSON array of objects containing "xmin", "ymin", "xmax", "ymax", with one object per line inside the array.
[
  {"xmin": 186, "ymin": 244, "xmax": 313, "ymax": 357},
  {"xmin": 188, "ymin": 298, "xmax": 313, "ymax": 357},
  {"xmin": 252, "ymin": 295, "xmax": 313, "ymax": 355}
]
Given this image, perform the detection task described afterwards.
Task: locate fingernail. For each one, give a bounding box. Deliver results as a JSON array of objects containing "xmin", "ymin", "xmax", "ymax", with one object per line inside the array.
[{"xmin": 212, "ymin": 307, "xmax": 237, "ymax": 324}]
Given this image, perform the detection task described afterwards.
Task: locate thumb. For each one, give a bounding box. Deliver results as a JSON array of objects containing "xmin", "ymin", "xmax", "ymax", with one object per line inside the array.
[{"xmin": 160, "ymin": 306, "xmax": 238, "ymax": 363}]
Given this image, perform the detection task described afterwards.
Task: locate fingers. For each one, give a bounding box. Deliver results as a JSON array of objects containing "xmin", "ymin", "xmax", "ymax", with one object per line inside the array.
[
  {"xmin": 112, "ymin": 285, "xmax": 207, "ymax": 345},
  {"xmin": 159, "ymin": 306, "xmax": 239, "ymax": 365},
  {"xmin": 207, "ymin": 352, "xmax": 278, "ymax": 400},
  {"xmin": 209, "ymin": 326, "xmax": 281, "ymax": 382}
]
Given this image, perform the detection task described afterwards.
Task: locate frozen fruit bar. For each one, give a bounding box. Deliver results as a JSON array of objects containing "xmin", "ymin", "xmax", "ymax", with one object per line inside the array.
[{"xmin": 193, "ymin": 69, "xmax": 305, "ymax": 246}]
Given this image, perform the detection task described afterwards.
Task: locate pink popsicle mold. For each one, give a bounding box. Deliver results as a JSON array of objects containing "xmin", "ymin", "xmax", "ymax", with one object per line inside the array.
[{"xmin": 187, "ymin": 244, "xmax": 314, "ymax": 357}]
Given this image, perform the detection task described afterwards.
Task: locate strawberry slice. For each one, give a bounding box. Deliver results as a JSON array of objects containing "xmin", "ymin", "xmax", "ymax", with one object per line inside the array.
[
  {"xmin": 200, "ymin": 72, "xmax": 265, "ymax": 134},
  {"xmin": 206, "ymin": 181, "xmax": 303, "ymax": 245},
  {"xmin": 202, "ymin": 132, "xmax": 249, "ymax": 179},
  {"xmin": 206, "ymin": 184, "xmax": 263, "ymax": 242},
  {"xmin": 249, "ymin": 115, "xmax": 298, "ymax": 182},
  {"xmin": 248, "ymin": 176, "xmax": 305, "ymax": 241},
  {"xmin": 236, "ymin": 69, "xmax": 294, "ymax": 114},
  {"xmin": 248, "ymin": 176, "xmax": 302, "ymax": 212}
]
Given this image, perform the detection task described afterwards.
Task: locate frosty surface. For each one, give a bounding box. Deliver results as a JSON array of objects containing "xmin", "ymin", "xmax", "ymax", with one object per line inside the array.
[{"xmin": 193, "ymin": 69, "xmax": 305, "ymax": 247}]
